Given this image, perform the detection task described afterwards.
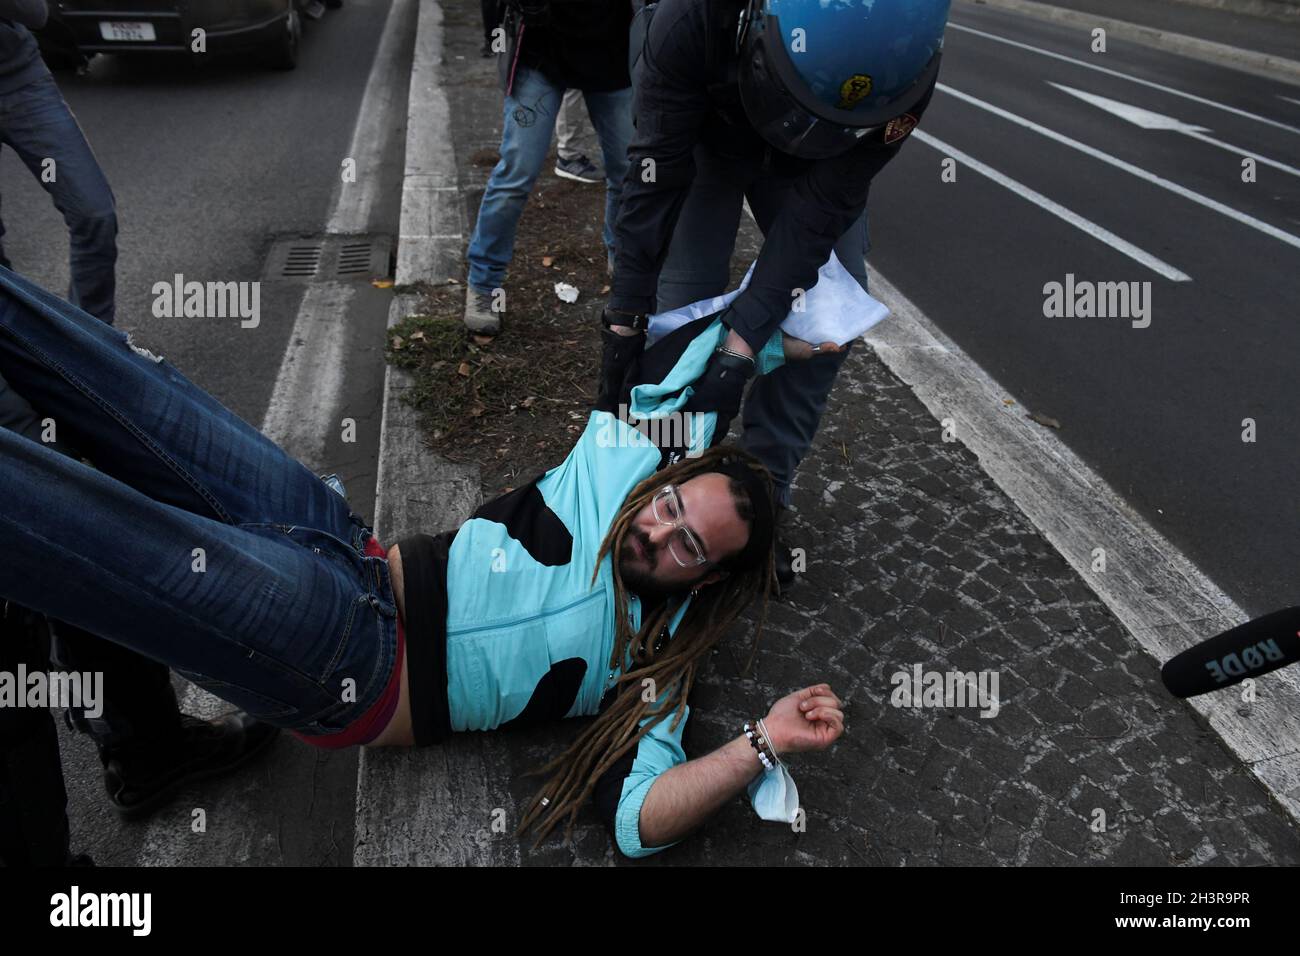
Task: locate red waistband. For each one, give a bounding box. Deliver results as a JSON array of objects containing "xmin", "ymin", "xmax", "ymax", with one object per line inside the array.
[{"xmin": 292, "ymin": 534, "xmax": 403, "ymax": 750}]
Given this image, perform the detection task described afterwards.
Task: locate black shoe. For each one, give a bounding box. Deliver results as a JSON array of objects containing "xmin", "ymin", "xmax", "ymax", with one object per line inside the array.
[
  {"xmin": 100, "ymin": 713, "xmax": 279, "ymax": 820},
  {"xmin": 773, "ymin": 506, "xmax": 798, "ymax": 595}
]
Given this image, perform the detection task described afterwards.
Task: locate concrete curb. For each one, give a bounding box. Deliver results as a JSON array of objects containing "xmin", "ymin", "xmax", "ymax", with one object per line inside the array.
[
  {"xmin": 958, "ymin": 0, "xmax": 1300, "ymax": 86},
  {"xmin": 352, "ymin": 0, "xmax": 495, "ymax": 866},
  {"xmin": 1159, "ymin": 0, "xmax": 1300, "ymax": 24},
  {"xmin": 863, "ymin": 269, "xmax": 1300, "ymax": 829}
]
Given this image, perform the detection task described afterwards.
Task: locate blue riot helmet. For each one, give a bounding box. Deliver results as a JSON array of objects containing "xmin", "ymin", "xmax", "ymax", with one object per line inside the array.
[{"xmin": 735, "ymin": 0, "xmax": 950, "ymax": 160}]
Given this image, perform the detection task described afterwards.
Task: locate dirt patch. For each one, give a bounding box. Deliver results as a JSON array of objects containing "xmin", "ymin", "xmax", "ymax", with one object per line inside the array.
[{"xmin": 386, "ymin": 165, "xmax": 610, "ymax": 494}]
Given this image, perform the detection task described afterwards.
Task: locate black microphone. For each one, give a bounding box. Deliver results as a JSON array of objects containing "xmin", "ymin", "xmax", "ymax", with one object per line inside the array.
[{"xmin": 1161, "ymin": 606, "xmax": 1300, "ymax": 698}]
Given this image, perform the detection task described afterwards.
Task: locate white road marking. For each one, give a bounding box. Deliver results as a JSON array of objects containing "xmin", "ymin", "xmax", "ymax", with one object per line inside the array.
[
  {"xmin": 949, "ymin": 21, "xmax": 1300, "ymax": 138},
  {"xmin": 911, "ymin": 129, "xmax": 1191, "ymax": 281},
  {"xmin": 1277, "ymin": 95, "xmax": 1300, "ymax": 107},
  {"xmin": 260, "ymin": 0, "xmax": 415, "ymax": 464},
  {"xmin": 140, "ymin": 0, "xmax": 415, "ymax": 864},
  {"xmin": 938, "ymin": 83, "xmax": 1300, "ymax": 252},
  {"xmin": 1053, "ymin": 83, "xmax": 1300, "ymax": 179}
]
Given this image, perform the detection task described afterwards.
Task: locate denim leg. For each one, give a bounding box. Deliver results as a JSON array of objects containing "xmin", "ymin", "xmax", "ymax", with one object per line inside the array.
[
  {"xmin": 0, "ymin": 74, "xmax": 117, "ymax": 325},
  {"xmin": 466, "ymin": 66, "xmax": 564, "ymax": 294},
  {"xmin": 654, "ymin": 144, "xmax": 749, "ymax": 312},
  {"xmin": 0, "ymin": 266, "xmax": 361, "ymax": 544},
  {"xmin": 581, "ymin": 85, "xmax": 634, "ymax": 255},
  {"xmin": 737, "ymin": 181, "xmax": 871, "ymax": 506},
  {"xmin": 0, "ymin": 426, "xmax": 396, "ymax": 732}
]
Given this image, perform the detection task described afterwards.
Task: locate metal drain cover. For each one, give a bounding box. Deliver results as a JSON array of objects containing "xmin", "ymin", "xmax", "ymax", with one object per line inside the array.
[{"xmin": 263, "ymin": 234, "xmax": 393, "ymax": 282}]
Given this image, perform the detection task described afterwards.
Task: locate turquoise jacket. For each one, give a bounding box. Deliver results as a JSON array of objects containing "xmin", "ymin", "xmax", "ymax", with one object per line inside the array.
[{"xmin": 442, "ymin": 315, "xmax": 785, "ymax": 856}]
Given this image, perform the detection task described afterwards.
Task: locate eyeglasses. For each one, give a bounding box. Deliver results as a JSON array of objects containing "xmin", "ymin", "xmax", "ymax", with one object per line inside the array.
[{"xmin": 650, "ymin": 484, "xmax": 709, "ymax": 568}]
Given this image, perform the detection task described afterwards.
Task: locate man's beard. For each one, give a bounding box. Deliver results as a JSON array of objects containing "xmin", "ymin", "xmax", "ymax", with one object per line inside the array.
[{"xmin": 616, "ymin": 526, "xmax": 690, "ymax": 601}]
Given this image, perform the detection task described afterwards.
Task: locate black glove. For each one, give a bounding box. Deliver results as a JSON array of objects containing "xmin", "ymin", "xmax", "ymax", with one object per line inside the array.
[
  {"xmin": 595, "ymin": 308, "xmax": 647, "ymax": 413},
  {"xmin": 681, "ymin": 346, "xmax": 756, "ymax": 446}
]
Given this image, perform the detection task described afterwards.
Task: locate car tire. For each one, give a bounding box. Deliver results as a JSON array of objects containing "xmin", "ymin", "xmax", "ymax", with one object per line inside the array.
[{"xmin": 263, "ymin": 8, "xmax": 301, "ymax": 70}]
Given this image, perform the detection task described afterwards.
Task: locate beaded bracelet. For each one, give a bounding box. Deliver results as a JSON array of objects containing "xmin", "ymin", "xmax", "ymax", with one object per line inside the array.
[
  {"xmin": 744, "ymin": 720, "xmax": 775, "ymax": 771},
  {"xmin": 756, "ymin": 716, "xmax": 782, "ymax": 767}
]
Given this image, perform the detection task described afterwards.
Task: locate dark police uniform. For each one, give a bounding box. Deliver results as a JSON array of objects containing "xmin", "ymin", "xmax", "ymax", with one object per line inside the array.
[{"xmin": 610, "ymin": 0, "xmax": 936, "ymax": 507}]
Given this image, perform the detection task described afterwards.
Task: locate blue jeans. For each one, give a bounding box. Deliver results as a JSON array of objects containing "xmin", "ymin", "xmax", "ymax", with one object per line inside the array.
[
  {"xmin": 0, "ymin": 267, "xmax": 398, "ymax": 735},
  {"xmin": 0, "ymin": 73, "xmax": 117, "ymax": 324},
  {"xmin": 654, "ymin": 143, "xmax": 871, "ymax": 509},
  {"xmin": 466, "ymin": 66, "xmax": 633, "ymax": 294}
]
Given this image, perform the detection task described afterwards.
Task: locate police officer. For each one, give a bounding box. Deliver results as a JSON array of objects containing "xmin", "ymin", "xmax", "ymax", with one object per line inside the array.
[{"xmin": 604, "ymin": 0, "xmax": 950, "ymax": 590}]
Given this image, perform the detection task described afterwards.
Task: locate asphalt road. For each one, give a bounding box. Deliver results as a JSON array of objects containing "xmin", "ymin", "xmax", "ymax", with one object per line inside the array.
[
  {"xmin": 867, "ymin": 1, "xmax": 1299, "ymax": 618},
  {"xmin": 1, "ymin": 0, "xmax": 413, "ymax": 864}
]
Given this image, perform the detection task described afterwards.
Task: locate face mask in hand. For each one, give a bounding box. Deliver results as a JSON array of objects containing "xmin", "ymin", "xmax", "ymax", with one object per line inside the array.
[{"xmin": 747, "ymin": 762, "xmax": 800, "ymax": 823}]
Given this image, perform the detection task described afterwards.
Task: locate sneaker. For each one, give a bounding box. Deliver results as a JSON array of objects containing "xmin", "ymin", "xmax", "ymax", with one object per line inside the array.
[
  {"xmin": 464, "ymin": 284, "xmax": 501, "ymax": 336},
  {"xmin": 100, "ymin": 713, "xmax": 279, "ymax": 820},
  {"xmin": 554, "ymin": 154, "xmax": 603, "ymax": 184}
]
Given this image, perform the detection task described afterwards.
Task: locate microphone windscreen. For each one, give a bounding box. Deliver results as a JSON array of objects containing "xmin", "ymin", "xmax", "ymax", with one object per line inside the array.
[{"xmin": 1161, "ymin": 606, "xmax": 1300, "ymax": 698}]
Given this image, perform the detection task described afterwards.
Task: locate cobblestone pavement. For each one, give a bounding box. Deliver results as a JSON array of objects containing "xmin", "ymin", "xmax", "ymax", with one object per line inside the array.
[{"xmin": 435, "ymin": 0, "xmax": 1300, "ymax": 865}]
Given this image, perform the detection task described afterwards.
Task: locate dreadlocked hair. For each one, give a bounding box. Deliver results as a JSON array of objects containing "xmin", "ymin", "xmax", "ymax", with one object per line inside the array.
[{"xmin": 516, "ymin": 444, "xmax": 776, "ymax": 848}]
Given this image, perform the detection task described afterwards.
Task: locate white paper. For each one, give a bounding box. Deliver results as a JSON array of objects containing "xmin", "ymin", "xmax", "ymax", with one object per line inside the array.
[{"xmin": 646, "ymin": 250, "xmax": 889, "ymax": 347}]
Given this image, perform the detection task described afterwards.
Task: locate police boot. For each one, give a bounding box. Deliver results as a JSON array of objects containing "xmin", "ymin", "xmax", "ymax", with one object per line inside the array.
[
  {"xmin": 98, "ymin": 713, "xmax": 279, "ymax": 820},
  {"xmin": 774, "ymin": 505, "xmax": 800, "ymax": 596},
  {"xmin": 50, "ymin": 619, "xmax": 280, "ymax": 820}
]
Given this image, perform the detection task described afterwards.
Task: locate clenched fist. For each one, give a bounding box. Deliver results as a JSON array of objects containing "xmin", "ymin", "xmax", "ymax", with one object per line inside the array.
[{"xmin": 764, "ymin": 683, "xmax": 845, "ymax": 755}]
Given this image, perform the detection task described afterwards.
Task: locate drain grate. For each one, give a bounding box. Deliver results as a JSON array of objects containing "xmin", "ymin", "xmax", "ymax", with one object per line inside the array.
[{"xmin": 263, "ymin": 235, "xmax": 393, "ymax": 282}]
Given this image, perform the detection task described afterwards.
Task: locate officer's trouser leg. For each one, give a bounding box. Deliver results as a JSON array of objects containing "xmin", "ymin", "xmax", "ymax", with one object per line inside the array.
[
  {"xmin": 0, "ymin": 605, "xmax": 70, "ymax": 866},
  {"xmin": 653, "ymin": 144, "xmax": 748, "ymax": 312},
  {"xmin": 739, "ymin": 183, "xmax": 871, "ymax": 507}
]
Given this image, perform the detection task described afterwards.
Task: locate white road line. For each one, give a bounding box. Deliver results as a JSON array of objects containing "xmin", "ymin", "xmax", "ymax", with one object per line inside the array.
[
  {"xmin": 862, "ymin": 269, "xmax": 1300, "ymax": 829},
  {"xmin": 139, "ymin": 0, "xmax": 415, "ymax": 864},
  {"xmin": 261, "ymin": 0, "xmax": 415, "ymax": 462},
  {"xmin": 911, "ymin": 129, "xmax": 1191, "ymax": 281},
  {"xmin": 938, "ymin": 83, "xmax": 1300, "ymax": 252},
  {"xmin": 1280, "ymin": 96, "xmax": 1300, "ymax": 107},
  {"xmin": 949, "ymin": 21, "xmax": 1300, "ymax": 138},
  {"xmin": 1051, "ymin": 83, "xmax": 1300, "ymax": 179}
]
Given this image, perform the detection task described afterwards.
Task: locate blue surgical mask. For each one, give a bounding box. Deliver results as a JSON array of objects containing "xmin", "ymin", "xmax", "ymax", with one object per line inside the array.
[{"xmin": 747, "ymin": 761, "xmax": 799, "ymax": 823}]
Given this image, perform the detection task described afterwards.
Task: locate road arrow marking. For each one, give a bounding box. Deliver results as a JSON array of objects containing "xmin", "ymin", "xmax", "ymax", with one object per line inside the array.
[
  {"xmin": 1053, "ymin": 84, "xmax": 1300, "ymax": 179},
  {"xmin": 949, "ymin": 21, "xmax": 1300, "ymax": 137},
  {"xmin": 937, "ymin": 83, "xmax": 1300, "ymax": 251}
]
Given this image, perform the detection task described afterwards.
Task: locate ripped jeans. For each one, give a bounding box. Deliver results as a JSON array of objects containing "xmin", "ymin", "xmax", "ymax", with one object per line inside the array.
[
  {"xmin": 0, "ymin": 266, "xmax": 398, "ymax": 734},
  {"xmin": 466, "ymin": 65, "xmax": 633, "ymax": 294}
]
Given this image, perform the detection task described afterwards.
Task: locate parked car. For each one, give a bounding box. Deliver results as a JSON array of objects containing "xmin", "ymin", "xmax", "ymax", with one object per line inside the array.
[{"xmin": 35, "ymin": 0, "xmax": 342, "ymax": 71}]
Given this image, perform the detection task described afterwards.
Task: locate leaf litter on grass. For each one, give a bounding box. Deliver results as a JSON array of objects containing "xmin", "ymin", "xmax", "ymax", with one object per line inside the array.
[{"xmin": 385, "ymin": 172, "xmax": 607, "ymax": 493}]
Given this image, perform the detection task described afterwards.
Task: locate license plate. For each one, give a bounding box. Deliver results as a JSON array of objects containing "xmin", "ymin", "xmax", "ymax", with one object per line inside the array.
[{"xmin": 99, "ymin": 21, "xmax": 157, "ymax": 42}]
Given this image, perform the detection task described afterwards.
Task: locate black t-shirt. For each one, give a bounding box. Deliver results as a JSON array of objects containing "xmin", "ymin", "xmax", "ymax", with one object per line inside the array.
[{"xmin": 515, "ymin": 2, "xmax": 634, "ymax": 92}]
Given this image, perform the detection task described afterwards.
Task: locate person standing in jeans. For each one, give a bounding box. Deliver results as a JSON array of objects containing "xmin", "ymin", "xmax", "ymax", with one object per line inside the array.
[
  {"xmin": 0, "ymin": 3, "xmax": 276, "ymax": 866},
  {"xmin": 1, "ymin": 0, "xmax": 118, "ymax": 439},
  {"xmin": 0, "ymin": 1, "xmax": 116, "ymax": 323},
  {"xmin": 463, "ymin": 1, "xmax": 636, "ymax": 337}
]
